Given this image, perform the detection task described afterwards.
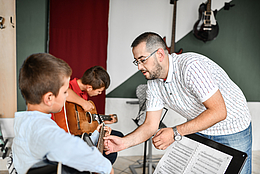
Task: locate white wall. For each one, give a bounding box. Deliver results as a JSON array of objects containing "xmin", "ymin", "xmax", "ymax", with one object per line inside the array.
[{"xmin": 107, "ymin": 0, "xmax": 231, "ymax": 94}]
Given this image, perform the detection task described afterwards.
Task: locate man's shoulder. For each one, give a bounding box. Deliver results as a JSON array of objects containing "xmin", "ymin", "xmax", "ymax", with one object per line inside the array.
[
  {"xmin": 172, "ymin": 52, "xmax": 212, "ymax": 73},
  {"xmin": 173, "ymin": 52, "xmax": 204, "ymax": 65}
]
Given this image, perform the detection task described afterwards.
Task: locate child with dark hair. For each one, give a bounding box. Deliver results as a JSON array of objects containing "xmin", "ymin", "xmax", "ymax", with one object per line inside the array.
[
  {"xmin": 12, "ymin": 53, "xmax": 113, "ymax": 174},
  {"xmin": 53, "ymin": 65, "xmax": 124, "ymax": 164}
]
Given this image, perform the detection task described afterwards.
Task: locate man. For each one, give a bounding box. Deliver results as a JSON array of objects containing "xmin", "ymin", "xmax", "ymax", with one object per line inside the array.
[{"xmin": 104, "ymin": 32, "xmax": 252, "ymax": 174}]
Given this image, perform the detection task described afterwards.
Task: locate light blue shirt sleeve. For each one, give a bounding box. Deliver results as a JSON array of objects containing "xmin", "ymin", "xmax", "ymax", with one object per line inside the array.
[
  {"xmin": 12, "ymin": 111, "xmax": 112, "ymax": 174},
  {"xmin": 90, "ymin": 130, "xmax": 99, "ymax": 145}
]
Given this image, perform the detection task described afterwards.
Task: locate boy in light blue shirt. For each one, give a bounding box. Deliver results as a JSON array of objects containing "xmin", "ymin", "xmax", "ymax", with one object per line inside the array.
[{"xmin": 12, "ymin": 53, "xmax": 113, "ymax": 174}]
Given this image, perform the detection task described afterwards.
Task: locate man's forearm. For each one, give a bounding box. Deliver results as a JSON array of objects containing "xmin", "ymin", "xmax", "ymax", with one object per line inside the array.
[{"xmin": 123, "ymin": 110, "xmax": 162, "ymax": 149}]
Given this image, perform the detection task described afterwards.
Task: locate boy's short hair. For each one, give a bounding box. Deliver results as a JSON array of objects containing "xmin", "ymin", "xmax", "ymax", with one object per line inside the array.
[
  {"xmin": 19, "ymin": 53, "xmax": 72, "ymax": 104},
  {"xmin": 81, "ymin": 66, "xmax": 110, "ymax": 90}
]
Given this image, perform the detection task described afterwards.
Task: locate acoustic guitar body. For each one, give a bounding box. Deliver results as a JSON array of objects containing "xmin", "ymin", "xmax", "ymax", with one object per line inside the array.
[
  {"xmin": 65, "ymin": 101, "xmax": 99, "ymax": 135},
  {"xmin": 193, "ymin": 2, "xmax": 219, "ymax": 42},
  {"xmin": 53, "ymin": 100, "xmax": 117, "ymax": 136}
]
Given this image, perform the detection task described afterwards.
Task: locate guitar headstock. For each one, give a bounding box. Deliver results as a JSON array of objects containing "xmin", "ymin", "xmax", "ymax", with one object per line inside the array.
[{"xmin": 110, "ymin": 114, "xmax": 118, "ymax": 123}]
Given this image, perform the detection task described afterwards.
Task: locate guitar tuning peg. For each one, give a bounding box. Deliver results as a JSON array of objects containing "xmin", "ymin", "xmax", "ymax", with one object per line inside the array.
[
  {"xmin": 224, "ymin": 2, "xmax": 235, "ymax": 10},
  {"xmin": 0, "ymin": 16, "xmax": 5, "ymax": 29}
]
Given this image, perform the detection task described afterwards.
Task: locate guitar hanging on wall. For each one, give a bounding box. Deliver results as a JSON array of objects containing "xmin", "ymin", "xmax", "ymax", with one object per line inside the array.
[
  {"xmin": 193, "ymin": 0, "xmax": 219, "ymax": 42},
  {"xmin": 163, "ymin": 0, "xmax": 183, "ymax": 54}
]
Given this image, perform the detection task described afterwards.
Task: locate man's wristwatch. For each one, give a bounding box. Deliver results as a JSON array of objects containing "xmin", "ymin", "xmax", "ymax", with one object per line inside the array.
[{"xmin": 172, "ymin": 126, "xmax": 182, "ymax": 141}]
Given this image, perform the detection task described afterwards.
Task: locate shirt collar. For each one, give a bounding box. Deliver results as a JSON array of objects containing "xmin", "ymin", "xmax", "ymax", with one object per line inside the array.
[{"xmin": 160, "ymin": 53, "xmax": 174, "ymax": 83}]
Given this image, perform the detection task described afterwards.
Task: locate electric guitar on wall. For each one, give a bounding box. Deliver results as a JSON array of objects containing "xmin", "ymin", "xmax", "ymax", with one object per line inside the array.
[
  {"xmin": 193, "ymin": 0, "xmax": 219, "ymax": 42},
  {"xmin": 163, "ymin": 0, "xmax": 183, "ymax": 54}
]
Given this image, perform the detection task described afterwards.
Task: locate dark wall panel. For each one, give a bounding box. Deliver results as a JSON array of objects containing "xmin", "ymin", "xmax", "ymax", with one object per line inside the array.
[
  {"xmin": 16, "ymin": 0, "xmax": 49, "ymax": 110},
  {"xmin": 175, "ymin": 0, "xmax": 260, "ymax": 101}
]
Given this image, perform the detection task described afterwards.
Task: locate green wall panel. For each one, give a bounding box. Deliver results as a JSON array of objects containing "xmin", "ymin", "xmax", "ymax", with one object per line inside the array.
[
  {"xmin": 16, "ymin": 0, "xmax": 49, "ymax": 111},
  {"xmin": 175, "ymin": 0, "xmax": 260, "ymax": 101}
]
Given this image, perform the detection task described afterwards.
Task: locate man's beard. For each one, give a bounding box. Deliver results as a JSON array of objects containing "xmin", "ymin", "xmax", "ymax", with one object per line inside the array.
[{"xmin": 146, "ymin": 63, "xmax": 162, "ymax": 80}]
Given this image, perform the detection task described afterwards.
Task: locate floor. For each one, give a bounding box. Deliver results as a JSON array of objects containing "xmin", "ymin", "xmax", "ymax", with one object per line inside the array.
[
  {"xmin": 113, "ymin": 154, "xmax": 162, "ymax": 174},
  {"xmin": 0, "ymin": 151, "xmax": 259, "ymax": 174}
]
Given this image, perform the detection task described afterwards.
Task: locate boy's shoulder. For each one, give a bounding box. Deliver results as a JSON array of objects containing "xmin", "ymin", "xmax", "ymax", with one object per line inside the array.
[{"xmin": 15, "ymin": 110, "xmax": 51, "ymax": 119}]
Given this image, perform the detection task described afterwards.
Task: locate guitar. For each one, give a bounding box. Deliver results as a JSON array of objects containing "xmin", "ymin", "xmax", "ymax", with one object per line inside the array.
[
  {"xmin": 163, "ymin": 0, "xmax": 183, "ymax": 54},
  {"xmin": 53, "ymin": 101, "xmax": 118, "ymax": 135},
  {"xmin": 193, "ymin": 0, "xmax": 219, "ymax": 42}
]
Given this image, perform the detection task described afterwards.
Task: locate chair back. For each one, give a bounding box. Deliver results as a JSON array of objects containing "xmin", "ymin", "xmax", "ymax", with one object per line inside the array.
[
  {"xmin": 136, "ymin": 84, "xmax": 147, "ymax": 112},
  {"xmin": 133, "ymin": 84, "xmax": 148, "ymax": 126},
  {"xmin": 134, "ymin": 84, "xmax": 167, "ymax": 128},
  {"xmin": 6, "ymin": 152, "xmax": 18, "ymax": 174}
]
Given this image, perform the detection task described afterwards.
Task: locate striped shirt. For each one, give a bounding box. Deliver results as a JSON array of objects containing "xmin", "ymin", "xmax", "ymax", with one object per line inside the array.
[{"xmin": 146, "ymin": 52, "xmax": 251, "ymax": 135}]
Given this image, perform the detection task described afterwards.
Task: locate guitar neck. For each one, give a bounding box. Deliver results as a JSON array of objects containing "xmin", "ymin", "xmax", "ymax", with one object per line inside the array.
[
  {"xmin": 97, "ymin": 124, "xmax": 105, "ymax": 153},
  {"xmin": 170, "ymin": 0, "xmax": 177, "ymax": 54},
  {"xmin": 206, "ymin": 0, "xmax": 211, "ymax": 12},
  {"xmin": 93, "ymin": 114, "xmax": 118, "ymax": 123}
]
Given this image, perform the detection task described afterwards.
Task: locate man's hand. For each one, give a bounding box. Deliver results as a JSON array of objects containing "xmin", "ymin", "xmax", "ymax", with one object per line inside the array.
[
  {"xmin": 103, "ymin": 135, "xmax": 126, "ymax": 155},
  {"xmin": 82, "ymin": 100, "xmax": 94, "ymax": 112},
  {"xmin": 152, "ymin": 128, "xmax": 174, "ymax": 150}
]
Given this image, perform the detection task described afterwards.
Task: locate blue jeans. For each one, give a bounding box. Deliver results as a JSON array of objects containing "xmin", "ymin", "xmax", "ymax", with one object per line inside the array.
[{"xmin": 197, "ymin": 123, "xmax": 252, "ymax": 174}]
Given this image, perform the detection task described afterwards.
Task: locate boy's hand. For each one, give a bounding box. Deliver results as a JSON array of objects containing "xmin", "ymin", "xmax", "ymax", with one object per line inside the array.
[
  {"xmin": 82, "ymin": 100, "xmax": 94, "ymax": 112},
  {"xmin": 96, "ymin": 124, "xmax": 111, "ymax": 136},
  {"xmin": 110, "ymin": 167, "xmax": 114, "ymax": 174},
  {"xmin": 104, "ymin": 126, "xmax": 112, "ymax": 136},
  {"xmin": 104, "ymin": 115, "xmax": 116, "ymax": 124},
  {"xmin": 95, "ymin": 124, "xmax": 103, "ymax": 133}
]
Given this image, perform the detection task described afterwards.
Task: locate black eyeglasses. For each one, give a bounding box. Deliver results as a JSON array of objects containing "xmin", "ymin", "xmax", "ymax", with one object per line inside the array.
[{"xmin": 133, "ymin": 49, "xmax": 158, "ymax": 66}]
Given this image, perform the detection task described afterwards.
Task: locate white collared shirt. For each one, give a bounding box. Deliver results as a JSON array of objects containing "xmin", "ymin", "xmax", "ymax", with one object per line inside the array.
[{"xmin": 146, "ymin": 52, "xmax": 251, "ymax": 135}]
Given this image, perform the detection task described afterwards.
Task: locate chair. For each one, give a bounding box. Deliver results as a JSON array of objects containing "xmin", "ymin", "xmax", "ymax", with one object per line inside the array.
[
  {"xmin": 6, "ymin": 152, "xmax": 17, "ymax": 174},
  {"xmin": 6, "ymin": 151, "xmax": 90, "ymax": 174},
  {"xmin": 0, "ymin": 125, "xmax": 10, "ymax": 159},
  {"xmin": 129, "ymin": 84, "xmax": 167, "ymax": 174}
]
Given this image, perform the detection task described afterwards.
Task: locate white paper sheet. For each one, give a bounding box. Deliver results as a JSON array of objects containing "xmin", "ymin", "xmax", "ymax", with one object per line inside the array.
[{"xmin": 153, "ymin": 136, "xmax": 232, "ymax": 174}]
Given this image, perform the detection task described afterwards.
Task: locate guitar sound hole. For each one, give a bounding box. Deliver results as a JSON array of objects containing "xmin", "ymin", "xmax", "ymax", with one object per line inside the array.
[{"xmin": 85, "ymin": 112, "xmax": 92, "ymax": 124}]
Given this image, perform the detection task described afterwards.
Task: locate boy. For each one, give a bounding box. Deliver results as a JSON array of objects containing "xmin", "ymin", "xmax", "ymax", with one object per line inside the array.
[
  {"xmin": 12, "ymin": 53, "xmax": 113, "ymax": 174},
  {"xmin": 53, "ymin": 66, "xmax": 124, "ymax": 164},
  {"xmin": 67, "ymin": 66, "xmax": 112, "ymax": 116}
]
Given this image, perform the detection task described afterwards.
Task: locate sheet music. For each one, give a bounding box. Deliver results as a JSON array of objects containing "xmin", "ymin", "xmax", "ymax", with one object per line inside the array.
[{"xmin": 153, "ymin": 136, "xmax": 232, "ymax": 174}]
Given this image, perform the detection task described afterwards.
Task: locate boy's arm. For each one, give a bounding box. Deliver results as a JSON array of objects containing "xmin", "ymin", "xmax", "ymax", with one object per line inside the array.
[{"xmin": 66, "ymin": 88, "xmax": 94, "ymax": 111}]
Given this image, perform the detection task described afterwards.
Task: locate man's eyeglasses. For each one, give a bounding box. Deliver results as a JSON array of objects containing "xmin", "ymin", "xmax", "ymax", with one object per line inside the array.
[{"xmin": 133, "ymin": 49, "xmax": 158, "ymax": 66}]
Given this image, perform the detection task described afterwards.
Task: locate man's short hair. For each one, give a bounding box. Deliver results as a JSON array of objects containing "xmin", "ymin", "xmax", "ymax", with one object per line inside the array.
[
  {"xmin": 19, "ymin": 53, "xmax": 72, "ymax": 104},
  {"xmin": 81, "ymin": 66, "xmax": 110, "ymax": 90},
  {"xmin": 131, "ymin": 32, "xmax": 167, "ymax": 52}
]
